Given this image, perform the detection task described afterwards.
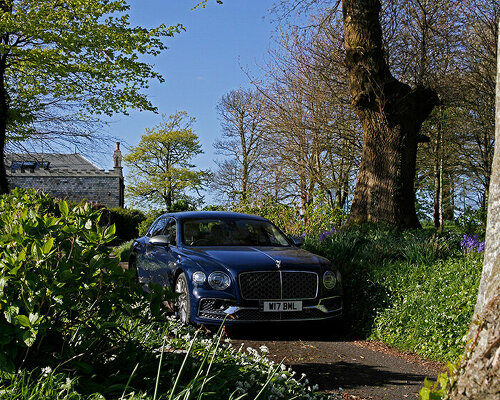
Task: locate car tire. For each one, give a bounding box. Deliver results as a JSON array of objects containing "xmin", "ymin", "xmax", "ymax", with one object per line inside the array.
[{"xmin": 175, "ymin": 273, "xmax": 191, "ymax": 324}]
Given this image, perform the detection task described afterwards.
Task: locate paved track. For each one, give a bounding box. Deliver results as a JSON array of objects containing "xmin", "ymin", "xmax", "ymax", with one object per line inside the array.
[{"xmin": 227, "ymin": 322, "xmax": 443, "ymax": 400}]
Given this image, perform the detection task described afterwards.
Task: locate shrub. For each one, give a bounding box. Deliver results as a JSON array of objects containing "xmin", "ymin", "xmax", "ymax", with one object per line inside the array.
[
  {"xmin": 0, "ymin": 189, "xmax": 172, "ymax": 374},
  {"xmin": 104, "ymin": 207, "xmax": 146, "ymax": 241},
  {"xmin": 112, "ymin": 239, "xmax": 134, "ymax": 262}
]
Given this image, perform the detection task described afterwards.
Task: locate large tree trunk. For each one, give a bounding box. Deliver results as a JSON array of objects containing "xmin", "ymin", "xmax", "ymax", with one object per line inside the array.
[
  {"xmin": 450, "ymin": 20, "xmax": 500, "ymax": 399},
  {"xmin": 342, "ymin": 0, "xmax": 438, "ymax": 228},
  {"xmin": 0, "ymin": 74, "xmax": 8, "ymax": 195},
  {"xmin": 0, "ymin": 3, "xmax": 10, "ymax": 195}
]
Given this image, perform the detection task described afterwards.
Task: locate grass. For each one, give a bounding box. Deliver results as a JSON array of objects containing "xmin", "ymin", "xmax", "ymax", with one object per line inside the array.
[{"xmin": 304, "ymin": 225, "xmax": 483, "ymax": 361}]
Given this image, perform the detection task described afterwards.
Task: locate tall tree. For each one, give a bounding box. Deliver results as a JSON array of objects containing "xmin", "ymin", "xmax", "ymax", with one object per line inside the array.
[
  {"xmin": 0, "ymin": 0, "xmax": 182, "ymax": 194},
  {"xmin": 450, "ymin": 18, "xmax": 500, "ymax": 399},
  {"xmin": 124, "ymin": 111, "xmax": 210, "ymax": 210},
  {"xmin": 213, "ymin": 89, "xmax": 265, "ymax": 202},
  {"xmin": 342, "ymin": 0, "xmax": 438, "ymax": 228}
]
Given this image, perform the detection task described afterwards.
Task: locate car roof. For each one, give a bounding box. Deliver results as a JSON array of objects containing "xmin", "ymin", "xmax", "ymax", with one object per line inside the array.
[{"xmin": 160, "ymin": 211, "xmax": 269, "ymax": 222}]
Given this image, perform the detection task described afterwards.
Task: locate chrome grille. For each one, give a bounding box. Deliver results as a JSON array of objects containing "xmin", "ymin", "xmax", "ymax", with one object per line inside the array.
[{"xmin": 239, "ymin": 271, "xmax": 318, "ymax": 300}]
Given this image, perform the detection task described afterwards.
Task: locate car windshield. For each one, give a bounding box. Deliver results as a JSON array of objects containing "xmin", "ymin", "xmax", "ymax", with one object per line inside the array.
[{"xmin": 182, "ymin": 218, "xmax": 291, "ymax": 247}]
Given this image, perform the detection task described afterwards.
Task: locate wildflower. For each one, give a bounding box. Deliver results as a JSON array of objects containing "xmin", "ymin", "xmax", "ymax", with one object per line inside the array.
[
  {"xmin": 259, "ymin": 345, "xmax": 269, "ymax": 354},
  {"xmin": 461, "ymin": 234, "xmax": 485, "ymax": 253},
  {"xmin": 41, "ymin": 366, "xmax": 52, "ymax": 377},
  {"xmin": 61, "ymin": 377, "xmax": 72, "ymax": 391},
  {"xmin": 318, "ymin": 228, "xmax": 338, "ymax": 243}
]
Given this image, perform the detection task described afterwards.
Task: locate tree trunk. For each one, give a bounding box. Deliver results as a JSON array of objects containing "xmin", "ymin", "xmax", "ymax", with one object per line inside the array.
[
  {"xmin": 342, "ymin": 0, "xmax": 438, "ymax": 228},
  {"xmin": 0, "ymin": 74, "xmax": 8, "ymax": 195},
  {"xmin": 433, "ymin": 128, "xmax": 441, "ymax": 228},
  {"xmin": 0, "ymin": 12, "xmax": 10, "ymax": 195},
  {"xmin": 450, "ymin": 20, "xmax": 500, "ymax": 400}
]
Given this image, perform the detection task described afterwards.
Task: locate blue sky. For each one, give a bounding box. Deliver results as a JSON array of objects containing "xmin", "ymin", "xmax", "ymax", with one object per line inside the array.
[{"xmin": 104, "ymin": 0, "xmax": 276, "ymax": 204}]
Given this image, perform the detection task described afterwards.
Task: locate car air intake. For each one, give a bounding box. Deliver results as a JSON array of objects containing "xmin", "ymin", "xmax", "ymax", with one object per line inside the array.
[{"xmin": 239, "ymin": 271, "xmax": 318, "ymax": 300}]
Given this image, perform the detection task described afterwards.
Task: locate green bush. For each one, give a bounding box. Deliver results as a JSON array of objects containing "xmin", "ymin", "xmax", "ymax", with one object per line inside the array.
[
  {"xmin": 305, "ymin": 226, "xmax": 481, "ymax": 361},
  {"xmin": 100, "ymin": 207, "xmax": 146, "ymax": 241},
  {"xmin": 0, "ymin": 189, "xmax": 172, "ymax": 374},
  {"xmin": 233, "ymin": 193, "xmax": 346, "ymax": 236}
]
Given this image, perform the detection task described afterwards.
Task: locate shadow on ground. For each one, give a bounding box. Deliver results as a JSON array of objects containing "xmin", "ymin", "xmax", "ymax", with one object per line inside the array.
[
  {"xmin": 292, "ymin": 361, "xmax": 428, "ymax": 390},
  {"xmin": 226, "ymin": 322, "xmax": 436, "ymax": 400}
]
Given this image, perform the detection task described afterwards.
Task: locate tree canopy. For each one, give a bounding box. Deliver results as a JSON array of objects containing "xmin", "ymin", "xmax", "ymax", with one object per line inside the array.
[
  {"xmin": 124, "ymin": 111, "xmax": 211, "ymax": 210},
  {"xmin": 0, "ymin": 0, "xmax": 183, "ymax": 193}
]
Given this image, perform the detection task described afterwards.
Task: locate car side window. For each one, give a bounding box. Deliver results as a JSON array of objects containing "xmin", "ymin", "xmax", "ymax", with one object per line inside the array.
[
  {"xmin": 161, "ymin": 217, "xmax": 177, "ymax": 245},
  {"xmin": 149, "ymin": 217, "xmax": 166, "ymax": 237}
]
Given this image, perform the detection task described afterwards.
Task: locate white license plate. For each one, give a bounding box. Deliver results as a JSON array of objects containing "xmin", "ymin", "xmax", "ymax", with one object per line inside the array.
[{"xmin": 263, "ymin": 301, "xmax": 303, "ymax": 312}]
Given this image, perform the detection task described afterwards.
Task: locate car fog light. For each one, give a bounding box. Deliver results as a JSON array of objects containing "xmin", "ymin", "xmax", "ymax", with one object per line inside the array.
[
  {"xmin": 323, "ymin": 270, "xmax": 337, "ymax": 289},
  {"xmin": 192, "ymin": 271, "xmax": 206, "ymax": 285},
  {"xmin": 208, "ymin": 271, "xmax": 231, "ymax": 290}
]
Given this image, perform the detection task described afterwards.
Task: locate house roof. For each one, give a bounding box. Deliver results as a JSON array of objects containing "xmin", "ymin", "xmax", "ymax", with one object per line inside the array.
[{"xmin": 5, "ymin": 153, "xmax": 101, "ymax": 171}]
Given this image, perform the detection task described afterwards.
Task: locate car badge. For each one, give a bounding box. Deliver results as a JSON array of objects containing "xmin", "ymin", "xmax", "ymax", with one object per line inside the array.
[{"xmin": 275, "ymin": 260, "xmax": 281, "ymax": 269}]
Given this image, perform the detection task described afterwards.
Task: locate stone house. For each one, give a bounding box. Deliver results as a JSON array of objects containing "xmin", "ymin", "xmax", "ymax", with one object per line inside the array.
[{"xmin": 5, "ymin": 143, "xmax": 124, "ymax": 208}]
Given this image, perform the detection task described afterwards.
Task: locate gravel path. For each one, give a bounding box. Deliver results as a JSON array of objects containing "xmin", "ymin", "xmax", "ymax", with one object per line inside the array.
[{"xmin": 227, "ymin": 322, "xmax": 444, "ymax": 400}]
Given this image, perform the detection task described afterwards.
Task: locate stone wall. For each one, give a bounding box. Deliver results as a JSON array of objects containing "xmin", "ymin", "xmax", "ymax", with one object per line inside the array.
[{"xmin": 8, "ymin": 169, "xmax": 124, "ymax": 208}]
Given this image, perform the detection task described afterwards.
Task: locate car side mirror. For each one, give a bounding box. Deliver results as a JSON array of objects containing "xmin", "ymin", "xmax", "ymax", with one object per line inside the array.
[
  {"xmin": 290, "ymin": 236, "xmax": 304, "ymax": 247},
  {"xmin": 149, "ymin": 235, "xmax": 171, "ymax": 246}
]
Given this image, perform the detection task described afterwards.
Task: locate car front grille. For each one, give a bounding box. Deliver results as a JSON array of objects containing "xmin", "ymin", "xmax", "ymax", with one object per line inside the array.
[
  {"xmin": 235, "ymin": 308, "xmax": 327, "ymax": 321},
  {"xmin": 239, "ymin": 271, "xmax": 318, "ymax": 300}
]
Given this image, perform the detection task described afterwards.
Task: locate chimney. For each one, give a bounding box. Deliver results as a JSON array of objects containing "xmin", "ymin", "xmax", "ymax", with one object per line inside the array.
[{"xmin": 113, "ymin": 142, "xmax": 123, "ymax": 171}]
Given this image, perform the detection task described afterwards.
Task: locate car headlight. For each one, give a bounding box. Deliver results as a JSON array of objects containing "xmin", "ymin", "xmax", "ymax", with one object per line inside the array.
[
  {"xmin": 192, "ymin": 271, "xmax": 206, "ymax": 285},
  {"xmin": 208, "ymin": 271, "xmax": 231, "ymax": 290},
  {"xmin": 323, "ymin": 270, "xmax": 337, "ymax": 289}
]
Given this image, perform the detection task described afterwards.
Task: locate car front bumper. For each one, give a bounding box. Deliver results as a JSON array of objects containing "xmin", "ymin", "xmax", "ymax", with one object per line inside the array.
[{"xmin": 191, "ymin": 295, "xmax": 343, "ymax": 325}]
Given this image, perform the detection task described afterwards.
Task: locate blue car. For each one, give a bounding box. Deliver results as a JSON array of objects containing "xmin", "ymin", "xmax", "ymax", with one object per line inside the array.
[{"xmin": 129, "ymin": 211, "xmax": 342, "ymax": 325}]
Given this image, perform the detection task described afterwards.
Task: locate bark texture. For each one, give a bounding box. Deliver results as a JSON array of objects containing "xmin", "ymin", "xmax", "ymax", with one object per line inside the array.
[
  {"xmin": 450, "ymin": 18, "xmax": 500, "ymax": 400},
  {"xmin": 0, "ymin": 1, "xmax": 11, "ymax": 194},
  {"xmin": 342, "ymin": 0, "xmax": 438, "ymax": 228}
]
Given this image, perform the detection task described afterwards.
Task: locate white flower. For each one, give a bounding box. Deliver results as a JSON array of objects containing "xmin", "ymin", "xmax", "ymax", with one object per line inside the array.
[
  {"xmin": 41, "ymin": 366, "xmax": 52, "ymax": 377},
  {"xmin": 259, "ymin": 345, "xmax": 269, "ymax": 354},
  {"xmin": 61, "ymin": 377, "xmax": 72, "ymax": 391}
]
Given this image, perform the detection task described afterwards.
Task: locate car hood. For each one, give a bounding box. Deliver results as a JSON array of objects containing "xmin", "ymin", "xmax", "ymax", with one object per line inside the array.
[{"xmin": 182, "ymin": 246, "xmax": 329, "ymax": 272}]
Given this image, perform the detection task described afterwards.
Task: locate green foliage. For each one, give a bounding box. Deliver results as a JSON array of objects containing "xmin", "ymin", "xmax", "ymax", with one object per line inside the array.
[
  {"xmin": 0, "ymin": 319, "xmax": 330, "ymax": 400},
  {"xmin": 1, "ymin": 0, "xmax": 183, "ymax": 130},
  {"xmin": 124, "ymin": 111, "xmax": 211, "ymax": 210},
  {"xmin": 112, "ymin": 240, "xmax": 134, "ymax": 262},
  {"xmin": 233, "ymin": 192, "xmax": 346, "ymax": 236},
  {"xmin": 456, "ymin": 206, "xmax": 487, "ymax": 236},
  {"xmin": 102, "ymin": 207, "xmax": 146, "ymax": 241},
  {"xmin": 305, "ymin": 226, "xmax": 481, "ymax": 361},
  {"xmin": 234, "ymin": 196, "xmax": 303, "ymax": 235},
  {"xmin": 419, "ymin": 361, "xmax": 460, "ymax": 400},
  {"xmin": 0, "ymin": 188, "xmax": 173, "ymax": 374},
  {"xmin": 303, "ymin": 192, "xmax": 347, "ymax": 236},
  {"xmin": 0, "ymin": 189, "xmax": 330, "ymax": 399}
]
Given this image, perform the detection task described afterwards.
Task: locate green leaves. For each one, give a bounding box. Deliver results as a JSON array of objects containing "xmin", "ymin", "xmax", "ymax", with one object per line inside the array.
[
  {"xmin": 0, "ymin": 188, "xmax": 173, "ymax": 373},
  {"xmin": 1, "ymin": 0, "xmax": 183, "ymax": 144},
  {"xmin": 124, "ymin": 111, "xmax": 211, "ymax": 210},
  {"xmin": 59, "ymin": 200, "xmax": 69, "ymax": 217}
]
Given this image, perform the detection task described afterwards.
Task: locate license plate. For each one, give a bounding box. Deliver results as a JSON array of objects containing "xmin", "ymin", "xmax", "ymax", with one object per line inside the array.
[{"xmin": 263, "ymin": 301, "xmax": 303, "ymax": 312}]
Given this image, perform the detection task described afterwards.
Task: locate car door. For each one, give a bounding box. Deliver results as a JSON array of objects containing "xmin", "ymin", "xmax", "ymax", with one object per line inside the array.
[{"xmin": 144, "ymin": 217, "xmax": 178, "ymax": 288}]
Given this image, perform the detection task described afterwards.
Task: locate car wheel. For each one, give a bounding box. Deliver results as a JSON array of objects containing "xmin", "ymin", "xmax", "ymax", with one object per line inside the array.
[{"xmin": 175, "ymin": 273, "xmax": 191, "ymax": 324}]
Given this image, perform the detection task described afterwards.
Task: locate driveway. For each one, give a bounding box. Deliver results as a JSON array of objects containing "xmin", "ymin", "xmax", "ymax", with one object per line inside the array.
[{"xmin": 227, "ymin": 322, "xmax": 444, "ymax": 400}]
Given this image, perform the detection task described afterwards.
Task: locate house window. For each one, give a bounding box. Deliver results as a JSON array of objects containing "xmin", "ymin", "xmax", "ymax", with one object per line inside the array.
[{"xmin": 10, "ymin": 161, "xmax": 50, "ymax": 172}]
